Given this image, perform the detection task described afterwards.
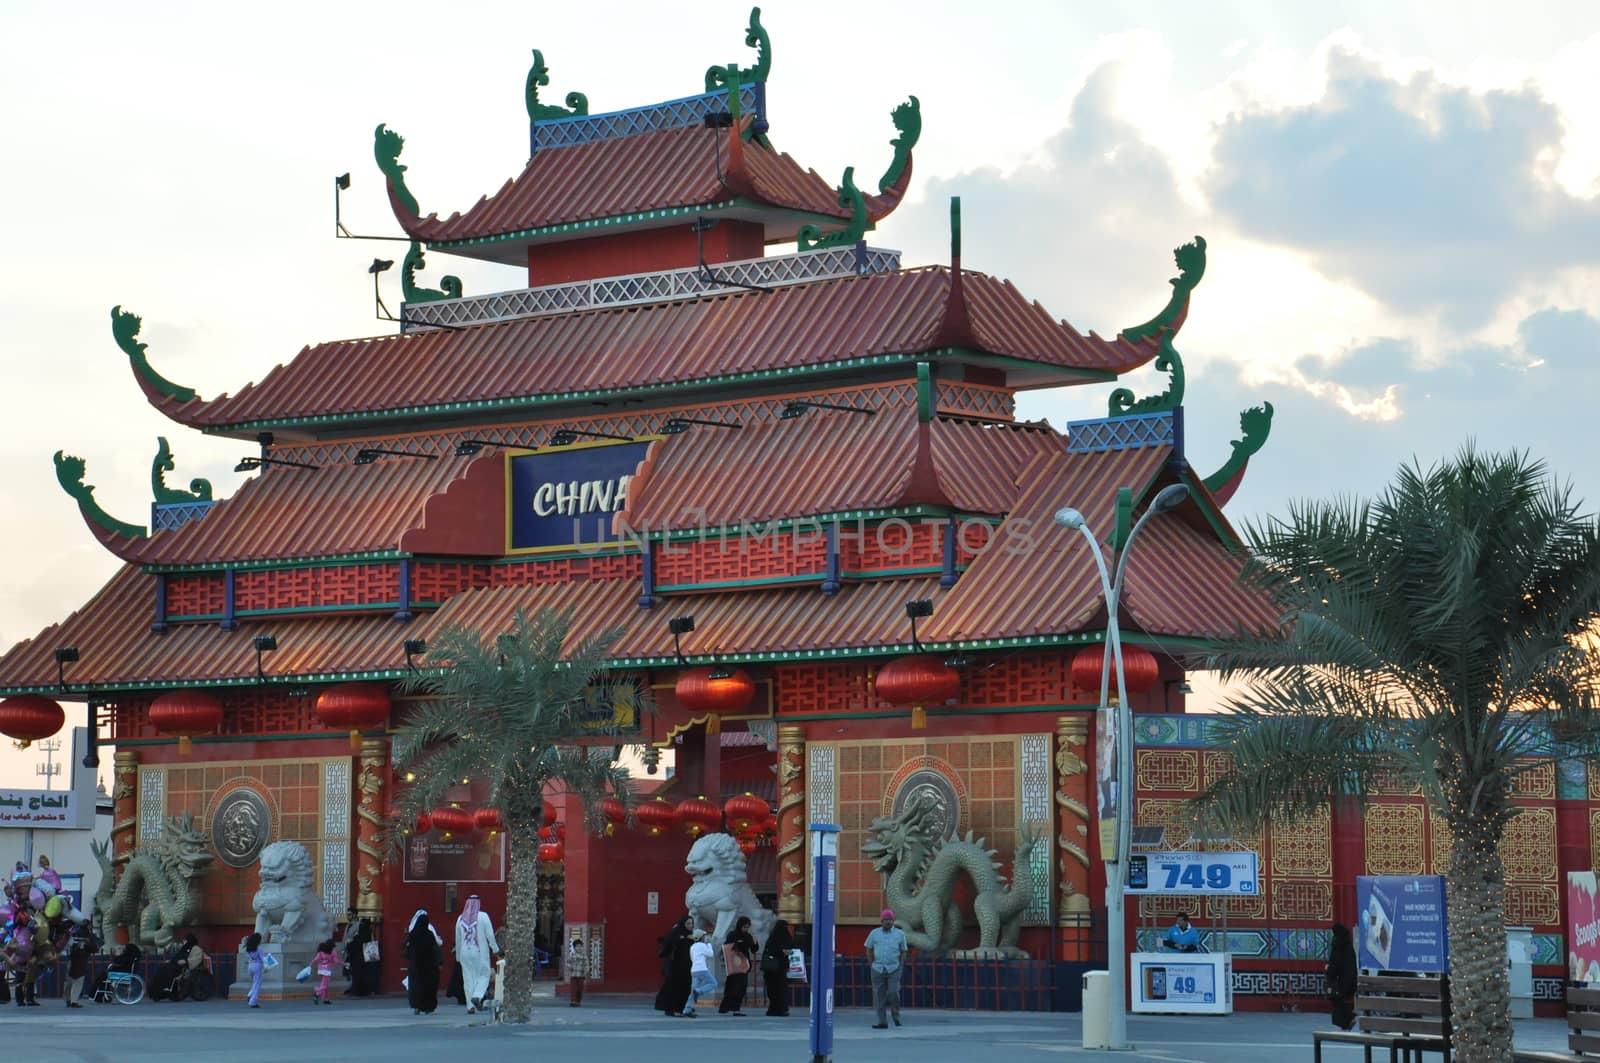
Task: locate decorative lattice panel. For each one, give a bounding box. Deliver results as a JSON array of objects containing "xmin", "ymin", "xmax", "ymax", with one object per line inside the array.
[
  {"xmin": 413, "ymin": 561, "xmax": 492, "ymax": 602},
  {"xmin": 1364, "ymin": 804, "xmax": 1426, "ymax": 875},
  {"xmin": 119, "ymin": 689, "xmax": 324, "ymax": 740},
  {"xmin": 1428, "ymin": 808, "xmax": 1453, "ymax": 876},
  {"xmin": 1202, "ymin": 750, "xmax": 1235, "ymax": 781},
  {"xmin": 1505, "ymin": 884, "xmax": 1561, "ymax": 927},
  {"xmin": 1135, "ymin": 799, "xmax": 1194, "ymax": 847},
  {"xmin": 1134, "ymin": 750, "xmax": 1200, "ymax": 793},
  {"xmin": 1271, "ymin": 806, "xmax": 1332, "ymax": 877},
  {"xmin": 655, "ymin": 532, "xmax": 829, "ymax": 587},
  {"xmin": 776, "ymin": 664, "xmax": 883, "ymax": 715},
  {"xmin": 1512, "ymin": 760, "xmax": 1557, "ymax": 800},
  {"xmin": 493, "ymin": 553, "xmax": 641, "ymax": 586},
  {"xmin": 1066, "ymin": 412, "xmax": 1175, "ymax": 454},
  {"xmin": 1271, "ymin": 880, "xmax": 1333, "ymax": 922},
  {"xmin": 1370, "ymin": 771, "xmax": 1422, "ymax": 796},
  {"xmin": 234, "ymin": 563, "xmax": 399, "ymax": 613},
  {"xmin": 960, "ymin": 653, "xmax": 1070, "ymax": 707},
  {"xmin": 528, "ymin": 86, "xmax": 763, "ymax": 153},
  {"xmin": 166, "ymin": 574, "xmax": 225, "ymax": 617},
  {"xmin": 1501, "ymin": 807, "xmax": 1558, "ymax": 882}
]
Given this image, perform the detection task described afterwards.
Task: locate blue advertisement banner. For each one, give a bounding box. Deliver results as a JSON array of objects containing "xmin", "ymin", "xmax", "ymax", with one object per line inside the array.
[
  {"xmin": 1138, "ymin": 959, "xmax": 1217, "ymax": 1005},
  {"xmin": 1356, "ymin": 875, "xmax": 1448, "ymax": 972},
  {"xmin": 505, "ymin": 440, "xmax": 651, "ymax": 554}
]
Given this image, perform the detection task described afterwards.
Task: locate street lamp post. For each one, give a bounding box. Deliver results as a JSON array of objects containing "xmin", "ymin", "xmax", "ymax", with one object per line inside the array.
[{"xmin": 1054, "ymin": 482, "xmax": 1188, "ymax": 1051}]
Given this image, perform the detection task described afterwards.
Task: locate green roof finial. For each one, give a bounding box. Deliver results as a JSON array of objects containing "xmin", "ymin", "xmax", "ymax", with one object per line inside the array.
[
  {"xmin": 878, "ymin": 96, "xmax": 921, "ymax": 194},
  {"xmin": 1122, "ymin": 235, "xmax": 1207, "ymax": 342},
  {"xmin": 111, "ymin": 306, "xmax": 197, "ymax": 404},
  {"xmin": 151, "ymin": 437, "xmax": 213, "ymax": 505},
  {"xmin": 1107, "ymin": 336, "xmax": 1185, "ymax": 417},
  {"xmin": 54, "ymin": 451, "xmax": 146, "ymax": 539},
  {"xmin": 374, "ymin": 124, "xmax": 421, "ymax": 218},
  {"xmin": 706, "ymin": 7, "xmax": 771, "ymax": 92},
  {"xmin": 1202, "ymin": 403, "xmax": 1275, "ymax": 495},
  {"xmin": 401, "ymin": 241, "xmax": 463, "ymax": 304},
  {"xmin": 526, "ymin": 49, "xmax": 590, "ymax": 122},
  {"xmin": 796, "ymin": 167, "xmax": 868, "ymax": 251}
]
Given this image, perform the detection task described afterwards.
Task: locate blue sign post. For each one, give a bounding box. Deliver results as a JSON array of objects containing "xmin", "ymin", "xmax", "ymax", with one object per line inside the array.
[
  {"xmin": 1356, "ymin": 875, "xmax": 1448, "ymax": 972},
  {"xmin": 809, "ymin": 823, "xmax": 839, "ymax": 1063}
]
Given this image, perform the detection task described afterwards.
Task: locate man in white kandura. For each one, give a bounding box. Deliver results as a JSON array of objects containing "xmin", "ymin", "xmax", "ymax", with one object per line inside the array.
[{"xmin": 455, "ymin": 895, "xmax": 501, "ymax": 1013}]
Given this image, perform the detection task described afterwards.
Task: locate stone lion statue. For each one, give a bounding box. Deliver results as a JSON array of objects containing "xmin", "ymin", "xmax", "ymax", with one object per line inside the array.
[
  {"xmin": 252, "ymin": 840, "xmax": 331, "ymax": 952},
  {"xmin": 684, "ymin": 832, "xmax": 775, "ymax": 955}
]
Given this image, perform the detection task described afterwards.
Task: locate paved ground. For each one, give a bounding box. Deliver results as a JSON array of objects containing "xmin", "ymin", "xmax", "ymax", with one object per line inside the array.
[{"xmin": 24, "ymin": 994, "xmax": 1576, "ymax": 1062}]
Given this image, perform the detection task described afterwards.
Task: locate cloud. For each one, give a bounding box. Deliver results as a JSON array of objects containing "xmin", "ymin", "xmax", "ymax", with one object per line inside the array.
[{"xmin": 1207, "ymin": 49, "xmax": 1600, "ymax": 330}]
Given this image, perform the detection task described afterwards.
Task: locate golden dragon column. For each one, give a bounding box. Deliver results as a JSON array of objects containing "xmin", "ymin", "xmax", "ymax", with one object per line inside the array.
[{"xmin": 776, "ymin": 724, "xmax": 806, "ymax": 924}]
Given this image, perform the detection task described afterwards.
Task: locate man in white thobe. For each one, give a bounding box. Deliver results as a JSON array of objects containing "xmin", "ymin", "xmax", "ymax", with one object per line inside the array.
[{"xmin": 455, "ymin": 895, "xmax": 500, "ymax": 1013}]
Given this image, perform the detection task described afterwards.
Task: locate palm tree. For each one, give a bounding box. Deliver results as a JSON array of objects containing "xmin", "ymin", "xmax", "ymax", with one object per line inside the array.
[
  {"xmin": 1192, "ymin": 446, "xmax": 1600, "ymax": 1063},
  {"xmin": 390, "ymin": 608, "xmax": 646, "ymax": 1024}
]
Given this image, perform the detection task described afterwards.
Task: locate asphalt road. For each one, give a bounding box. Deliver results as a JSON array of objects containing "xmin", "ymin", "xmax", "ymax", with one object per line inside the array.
[{"xmin": 23, "ymin": 995, "xmax": 1576, "ymax": 1063}]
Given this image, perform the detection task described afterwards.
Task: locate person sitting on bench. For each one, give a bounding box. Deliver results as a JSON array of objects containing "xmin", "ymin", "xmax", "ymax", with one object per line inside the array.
[{"xmin": 1163, "ymin": 913, "xmax": 1201, "ymax": 953}]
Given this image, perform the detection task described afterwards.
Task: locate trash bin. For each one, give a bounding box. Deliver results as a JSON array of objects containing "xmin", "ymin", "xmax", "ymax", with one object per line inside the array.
[
  {"xmin": 1507, "ymin": 928, "xmax": 1533, "ymax": 1019},
  {"xmin": 1082, "ymin": 970, "xmax": 1110, "ymax": 1048}
]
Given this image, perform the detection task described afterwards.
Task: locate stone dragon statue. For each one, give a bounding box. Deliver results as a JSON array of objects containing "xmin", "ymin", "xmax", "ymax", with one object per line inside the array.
[
  {"xmin": 860, "ymin": 791, "xmax": 1039, "ymax": 958},
  {"xmin": 90, "ymin": 814, "xmax": 213, "ymax": 949}
]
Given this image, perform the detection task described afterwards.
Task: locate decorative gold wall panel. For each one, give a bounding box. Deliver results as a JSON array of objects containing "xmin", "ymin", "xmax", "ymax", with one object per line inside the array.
[
  {"xmin": 1134, "ymin": 750, "xmax": 1200, "ymax": 793},
  {"xmin": 1202, "ymin": 750, "xmax": 1234, "ymax": 782},
  {"xmin": 1511, "ymin": 760, "xmax": 1556, "ymax": 800},
  {"xmin": 1370, "ymin": 771, "xmax": 1422, "ymax": 796},
  {"xmin": 1504, "ymin": 884, "xmax": 1560, "ymax": 926},
  {"xmin": 1270, "ymin": 806, "xmax": 1331, "ymax": 878},
  {"xmin": 1271, "ymin": 880, "xmax": 1333, "ymax": 922},
  {"xmin": 1135, "ymin": 799, "xmax": 1194, "ymax": 849},
  {"xmin": 1364, "ymin": 804, "xmax": 1425, "ymax": 875},
  {"xmin": 1428, "ymin": 809, "xmax": 1453, "ymax": 877},
  {"xmin": 1501, "ymin": 807, "xmax": 1558, "ymax": 883}
]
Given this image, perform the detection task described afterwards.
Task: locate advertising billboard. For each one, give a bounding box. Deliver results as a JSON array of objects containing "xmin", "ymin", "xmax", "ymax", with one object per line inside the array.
[{"xmin": 1356, "ymin": 875, "xmax": 1448, "ymax": 972}]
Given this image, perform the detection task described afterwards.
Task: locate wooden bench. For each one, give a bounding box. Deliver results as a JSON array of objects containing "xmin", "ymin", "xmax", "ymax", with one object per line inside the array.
[
  {"xmin": 1513, "ymin": 986, "xmax": 1600, "ymax": 1063},
  {"xmin": 1314, "ymin": 974, "xmax": 1452, "ymax": 1063}
]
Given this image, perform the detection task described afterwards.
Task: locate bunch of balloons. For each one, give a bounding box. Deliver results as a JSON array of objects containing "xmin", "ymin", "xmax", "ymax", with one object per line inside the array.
[{"xmin": 1, "ymin": 856, "xmax": 87, "ymax": 992}]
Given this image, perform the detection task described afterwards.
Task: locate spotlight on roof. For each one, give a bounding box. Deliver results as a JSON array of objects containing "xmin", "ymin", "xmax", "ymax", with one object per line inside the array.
[
  {"xmin": 549, "ymin": 427, "xmax": 633, "ymax": 447},
  {"xmin": 355, "ymin": 447, "xmax": 438, "ymax": 466},
  {"xmin": 404, "ymin": 638, "xmax": 427, "ymax": 673},
  {"xmin": 252, "ymin": 635, "xmax": 279, "ymax": 679},
  {"xmin": 369, "ymin": 258, "xmax": 394, "ymax": 275},
  {"xmin": 780, "ymin": 400, "xmax": 875, "ymax": 420},
  {"xmin": 335, "ymin": 173, "xmax": 351, "ymax": 191},
  {"xmin": 703, "ymin": 112, "xmax": 735, "ymax": 129},
  {"xmin": 235, "ymin": 456, "xmax": 318, "ymax": 473},
  {"xmin": 661, "ymin": 417, "xmax": 742, "ymax": 434},
  {"xmin": 54, "ymin": 647, "xmax": 79, "ymax": 689},
  {"xmin": 904, "ymin": 599, "xmax": 934, "ymax": 621},
  {"xmin": 453, "ymin": 439, "xmax": 505, "ymax": 457}
]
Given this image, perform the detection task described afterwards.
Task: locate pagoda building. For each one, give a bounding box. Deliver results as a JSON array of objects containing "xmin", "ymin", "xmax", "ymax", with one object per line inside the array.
[{"xmin": 0, "ymin": 10, "xmax": 1456, "ymax": 1009}]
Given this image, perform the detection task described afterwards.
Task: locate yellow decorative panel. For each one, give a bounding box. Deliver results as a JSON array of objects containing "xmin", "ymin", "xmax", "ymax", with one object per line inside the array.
[
  {"xmin": 1501, "ymin": 807, "xmax": 1557, "ymax": 883},
  {"xmin": 1511, "ymin": 760, "xmax": 1556, "ymax": 800},
  {"xmin": 1371, "ymin": 771, "xmax": 1421, "ymax": 796},
  {"xmin": 1590, "ymin": 810, "xmax": 1600, "ymax": 871},
  {"xmin": 1208, "ymin": 895, "xmax": 1267, "ymax": 920},
  {"xmin": 1138, "ymin": 895, "xmax": 1196, "ymax": 920},
  {"xmin": 1270, "ymin": 806, "xmax": 1332, "ymax": 878},
  {"xmin": 1135, "ymin": 750, "xmax": 1200, "ymax": 793},
  {"xmin": 1589, "ymin": 760, "xmax": 1600, "ymax": 802},
  {"xmin": 1503, "ymin": 884, "xmax": 1560, "ymax": 927},
  {"xmin": 1365, "ymin": 804, "xmax": 1425, "ymax": 875},
  {"xmin": 1202, "ymin": 750, "xmax": 1234, "ymax": 782},
  {"xmin": 1136, "ymin": 799, "xmax": 1196, "ymax": 850},
  {"xmin": 1271, "ymin": 880, "xmax": 1333, "ymax": 922},
  {"xmin": 1429, "ymin": 809, "xmax": 1453, "ymax": 877}
]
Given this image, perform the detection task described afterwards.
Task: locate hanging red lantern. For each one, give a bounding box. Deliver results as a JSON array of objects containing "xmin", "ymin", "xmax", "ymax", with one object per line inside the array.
[
  {"xmin": 315, "ymin": 682, "xmax": 391, "ymax": 752},
  {"xmin": 431, "ymin": 806, "xmax": 473, "ymax": 835},
  {"xmin": 635, "ymin": 797, "xmax": 678, "ymax": 837},
  {"xmin": 0, "ymin": 696, "xmax": 64, "ymax": 749},
  {"xmin": 723, "ymin": 793, "xmax": 768, "ymax": 835},
  {"xmin": 598, "ymin": 797, "xmax": 627, "ymax": 835},
  {"xmin": 413, "ymin": 812, "xmax": 434, "ymax": 835},
  {"xmin": 538, "ymin": 841, "xmax": 565, "ymax": 864},
  {"xmin": 1070, "ymin": 644, "xmax": 1159, "ymax": 700},
  {"xmin": 675, "ymin": 667, "xmax": 756, "ymax": 718},
  {"xmin": 542, "ymin": 802, "xmax": 558, "ymax": 829},
  {"xmin": 738, "ymin": 838, "xmax": 758, "ymax": 856},
  {"xmin": 874, "ymin": 654, "xmax": 960, "ymax": 730},
  {"xmin": 538, "ymin": 826, "xmax": 556, "ymax": 845},
  {"xmin": 473, "ymin": 808, "xmax": 505, "ymax": 834},
  {"xmin": 147, "ymin": 690, "xmax": 223, "ymax": 755},
  {"xmin": 676, "ymin": 795, "xmax": 722, "ymax": 838}
]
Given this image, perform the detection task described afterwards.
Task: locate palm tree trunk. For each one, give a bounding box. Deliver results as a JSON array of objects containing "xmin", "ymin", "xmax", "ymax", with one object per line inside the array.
[
  {"xmin": 1445, "ymin": 815, "xmax": 1512, "ymax": 1063},
  {"xmin": 501, "ymin": 815, "xmax": 542, "ymax": 1023}
]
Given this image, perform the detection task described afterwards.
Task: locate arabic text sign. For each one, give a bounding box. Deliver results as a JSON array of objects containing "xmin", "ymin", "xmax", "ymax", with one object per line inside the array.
[
  {"xmin": 1568, "ymin": 873, "xmax": 1600, "ymax": 983},
  {"xmin": 1125, "ymin": 851, "xmax": 1259, "ymax": 896},
  {"xmin": 1357, "ymin": 875, "xmax": 1448, "ymax": 972},
  {"xmin": 0, "ymin": 789, "xmax": 76, "ymax": 827},
  {"xmin": 402, "ymin": 831, "xmax": 506, "ymax": 883},
  {"xmin": 506, "ymin": 441, "xmax": 651, "ymax": 553}
]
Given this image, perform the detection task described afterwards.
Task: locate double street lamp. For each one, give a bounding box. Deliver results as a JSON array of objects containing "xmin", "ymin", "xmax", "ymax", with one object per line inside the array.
[{"xmin": 1054, "ymin": 482, "xmax": 1188, "ymax": 1051}]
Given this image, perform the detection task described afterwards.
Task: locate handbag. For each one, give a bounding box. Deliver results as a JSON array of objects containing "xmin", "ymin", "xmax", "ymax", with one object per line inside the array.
[
  {"xmin": 760, "ymin": 951, "xmax": 784, "ymax": 975},
  {"xmin": 363, "ymin": 940, "xmax": 381, "ymax": 963},
  {"xmin": 786, "ymin": 948, "xmax": 807, "ymax": 982},
  {"xmin": 721, "ymin": 944, "xmax": 750, "ymax": 975},
  {"xmin": 295, "ymin": 965, "xmax": 312, "ymax": 983}
]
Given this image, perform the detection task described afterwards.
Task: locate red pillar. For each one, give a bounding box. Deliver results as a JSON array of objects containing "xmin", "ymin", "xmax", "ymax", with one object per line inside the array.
[{"xmin": 1331, "ymin": 793, "xmax": 1365, "ymax": 926}]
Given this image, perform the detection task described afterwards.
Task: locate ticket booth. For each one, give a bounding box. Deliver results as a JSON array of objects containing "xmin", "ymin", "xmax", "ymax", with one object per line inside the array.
[{"xmin": 1125, "ymin": 849, "xmax": 1259, "ymax": 1016}]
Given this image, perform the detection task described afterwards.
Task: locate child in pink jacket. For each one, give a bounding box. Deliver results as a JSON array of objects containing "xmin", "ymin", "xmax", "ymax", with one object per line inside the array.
[{"xmin": 311, "ymin": 940, "xmax": 340, "ymax": 1005}]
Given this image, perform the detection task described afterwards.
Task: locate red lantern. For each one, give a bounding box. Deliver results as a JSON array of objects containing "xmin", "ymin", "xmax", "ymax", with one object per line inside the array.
[
  {"xmin": 473, "ymin": 808, "xmax": 504, "ymax": 834},
  {"xmin": 538, "ymin": 841, "xmax": 565, "ymax": 864},
  {"xmin": 413, "ymin": 812, "xmax": 434, "ymax": 835},
  {"xmin": 874, "ymin": 654, "xmax": 960, "ymax": 730},
  {"xmin": 0, "ymin": 696, "xmax": 64, "ymax": 750},
  {"xmin": 148, "ymin": 690, "xmax": 223, "ymax": 755},
  {"xmin": 431, "ymin": 806, "xmax": 473, "ymax": 835},
  {"xmin": 635, "ymin": 797, "xmax": 678, "ymax": 837},
  {"xmin": 676, "ymin": 795, "xmax": 722, "ymax": 838},
  {"xmin": 675, "ymin": 667, "xmax": 756, "ymax": 718},
  {"xmin": 1070, "ymin": 644, "xmax": 1159, "ymax": 700},
  {"xmin": 723, "ymin": 793, "xmax": 768, "ymax": 835},
  {"xmin": 598, "ymin": 797, "xmax": 627, "ymax": 835},
  {"xmin": 542, "ymin": 803, "xmax": 558, "ymax": 829},
  {"xmin": 738, "ymin": 838, "xmax": 757, "ymax": 856},
  {"xmin": 315, "ymin": 682, "xmax": 391, "ymax": 752}
]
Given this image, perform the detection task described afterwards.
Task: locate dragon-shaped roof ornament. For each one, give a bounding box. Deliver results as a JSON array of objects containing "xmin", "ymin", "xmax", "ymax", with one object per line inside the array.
[
  {"xmin": 705, "ymin": 7, "xmax": 771, "ymax": 93},
  {"xmin": 54, "ymin": 451, "xmax": 146, "ymax": 540},
  {"xmin": 401, "ymin": 241, "xmax": 463, "ymax": 304},
  {"xmin": 112, "ymin": 306, "xmax": 198, "ymax": 405},
  {"xmin": 151, "ymin": 437, "xmax": 212, "ymax": 506},
  {"xmin": 1108, "ymin": 236, "xmax": 1206, "ymax": 417},
  {"xmin": 374, "ymin": 123, "xmax": 421, "ymax": 221},
  {"xmin": 526, "ymin": 49, "xmax": 589, "ymax": 122}
]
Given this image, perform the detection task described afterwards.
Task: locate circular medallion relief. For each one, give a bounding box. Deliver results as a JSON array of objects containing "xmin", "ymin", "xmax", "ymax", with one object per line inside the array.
[
  {"xmin": 212, "ymin": 787, "xmax": 271, "ymax": 868},
  {"xmin": 891, "ymin": 769, "xmax": 961, "ymax": 841}
]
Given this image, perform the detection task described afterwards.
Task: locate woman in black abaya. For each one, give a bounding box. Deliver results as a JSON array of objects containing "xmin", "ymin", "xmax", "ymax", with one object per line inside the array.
[
  {"xmin": 654, "ymin": 915, "xmax": 694, "ymax": 1016},
  {"xmin": 405, "ymin": 911, "xmax": 442, "ymax": 1015}
]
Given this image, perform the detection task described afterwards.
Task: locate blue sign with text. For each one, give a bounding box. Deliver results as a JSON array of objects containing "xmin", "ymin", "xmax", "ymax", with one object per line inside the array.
[
  {"xmin": 1356, "ymin": 875, "xmax": 1448, "ymax": 972},
  {"xmin": 506, "ymin": 440, "xmax": 650, "ymax": 553}
]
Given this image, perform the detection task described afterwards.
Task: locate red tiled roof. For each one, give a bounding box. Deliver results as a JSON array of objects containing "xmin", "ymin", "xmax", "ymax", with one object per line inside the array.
[
  {"xmin": 621, "ymin": 408, "xmax": 1065, "ymax": 531},
  {"xmin": 392, "ymin": 122, "xmax": 871, "ymax": 247},
  {"xmin": 142, "ymin": 267, "xmax": 1156, "ymax": 432},
  {"xmin": 97, "ymin": 453, "xmax": 492, "ymax": 567}
]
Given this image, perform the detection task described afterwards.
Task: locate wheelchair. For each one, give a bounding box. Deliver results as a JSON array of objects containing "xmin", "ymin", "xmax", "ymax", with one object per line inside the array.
[
  {"xmin": 164, "ymin": 965, "xmax": 214, "ymax": 1002},
  {"xmin": 93, "ymin": 970, "xmax": 145, "ymax": 1005}
]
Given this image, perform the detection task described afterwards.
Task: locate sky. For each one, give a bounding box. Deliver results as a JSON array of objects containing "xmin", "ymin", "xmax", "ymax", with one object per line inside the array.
[{"xmin": 2, "ymin": 1, "xmax": 1598, "ymax": 784}]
